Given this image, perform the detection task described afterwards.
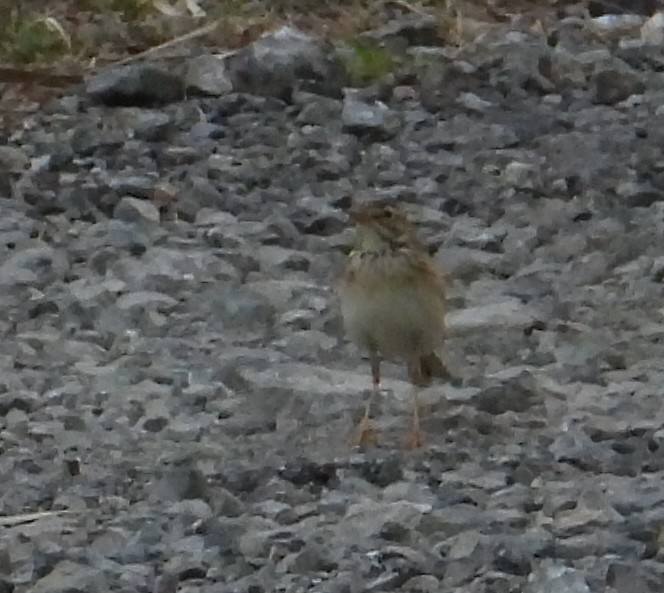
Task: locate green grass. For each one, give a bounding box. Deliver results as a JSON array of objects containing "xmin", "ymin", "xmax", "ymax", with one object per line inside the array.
[
  {"xmin": 0, "ymin": 12, "xmax": 69, "ymax": 64},
  {"xmin": 79, "ymin": 0, "xmax": 153, "ymax": 20},
  {"xmin": 343, "ymin": 39, "xmax": 396, "ymax": 87},
  {"xmin": 0, "ymin": 0, "xmax": 454, "ymax": 67}
]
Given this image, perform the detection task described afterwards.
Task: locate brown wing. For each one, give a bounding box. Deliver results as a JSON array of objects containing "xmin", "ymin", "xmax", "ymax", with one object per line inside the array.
[
  {"xmin": 407, "ymin": 251, "xmax": 448, "ymax": 386},
  {"xmin": 406, "ymin": 249, "xmax": 447, "ymax": 304}
]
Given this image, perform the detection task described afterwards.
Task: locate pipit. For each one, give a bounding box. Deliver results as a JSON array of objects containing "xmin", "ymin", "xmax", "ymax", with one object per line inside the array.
[{"xmin": 339, "ymin": 202, "xmax": 448, "ymax": 448}]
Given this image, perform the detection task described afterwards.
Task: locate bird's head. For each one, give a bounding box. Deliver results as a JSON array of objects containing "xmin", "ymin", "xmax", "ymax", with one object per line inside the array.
[{"xmin": 349, "ymin": 203, "xmax": 415, "ymax": 249}]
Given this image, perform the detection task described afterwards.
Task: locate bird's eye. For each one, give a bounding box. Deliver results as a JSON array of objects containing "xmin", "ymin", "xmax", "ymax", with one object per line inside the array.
[{"xmin": 383, "ymin": 209, "xmax": 393, "ymax": 218}]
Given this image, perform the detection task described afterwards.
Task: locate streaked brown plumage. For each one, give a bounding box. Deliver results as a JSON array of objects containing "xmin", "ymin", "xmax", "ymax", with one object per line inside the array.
[{"xmin": 339, "ymin": 202, "xmax": 448, "ymax": 448}]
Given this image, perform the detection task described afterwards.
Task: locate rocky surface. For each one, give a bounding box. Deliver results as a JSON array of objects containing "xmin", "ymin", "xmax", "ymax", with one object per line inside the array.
[{"xmin": 3, "ymin": 5, "xmax": 664, "ymax": 592}]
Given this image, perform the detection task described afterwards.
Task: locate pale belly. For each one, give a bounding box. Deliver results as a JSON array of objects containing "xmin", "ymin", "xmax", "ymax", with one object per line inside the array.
[{"xmin": 340, "ymin": 283, "xmax": 444, "ymax": 359}]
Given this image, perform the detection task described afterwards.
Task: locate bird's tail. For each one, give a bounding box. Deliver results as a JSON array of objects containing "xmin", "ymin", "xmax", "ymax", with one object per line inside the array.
[{"xmin": 410, "ymin": 352, "xmax": 448, "ymax": 387}]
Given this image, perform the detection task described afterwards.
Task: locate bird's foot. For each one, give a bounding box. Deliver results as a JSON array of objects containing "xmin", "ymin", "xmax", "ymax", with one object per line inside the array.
[
  {"xmin": 353, "ymin": 415, "xmax": 379, "ymax": 449},
  {"xmin": 403, "ymin": 417, "xmax": 424, "ymax": 449},
  {"xmin": 403, "ymin": 429, "xmax": 424, "ymax": 449}
]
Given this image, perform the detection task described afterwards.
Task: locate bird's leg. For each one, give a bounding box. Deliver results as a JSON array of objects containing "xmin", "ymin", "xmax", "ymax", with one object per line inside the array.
[
  {"xmin": 404, "ymin": 385, "xmax": 424, "ymax": 449},
  {"xmin": 404, "ymin": 358, "xmax": 425, "ymax": 449},
  {"xmin": 354, "ymin": 350, "xmax": 381, "ymax": 447}
]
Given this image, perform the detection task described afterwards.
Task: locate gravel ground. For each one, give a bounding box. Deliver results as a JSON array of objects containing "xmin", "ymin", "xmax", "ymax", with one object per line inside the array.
[{"xmin": 3, "ymin": 5, "xmax": 664, "ymax": 593}]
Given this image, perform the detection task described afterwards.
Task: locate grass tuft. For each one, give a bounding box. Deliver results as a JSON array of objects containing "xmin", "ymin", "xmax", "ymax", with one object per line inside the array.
[
  {"xmin": 343, "ymin": 38, "xmax": 396, "ymax": 87},
  {"xmin": 0, "ymin": 10, "xmax": 70, "ymax": 64},
  {"xmin": 80, "ymin": 0, "xmax": 153, "ymax": 21}
]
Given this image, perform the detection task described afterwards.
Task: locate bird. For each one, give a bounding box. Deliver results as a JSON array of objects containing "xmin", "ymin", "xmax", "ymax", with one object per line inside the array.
[{"xmin": 338, "ymin": 201, "xmax": 448, "ymax": 448}]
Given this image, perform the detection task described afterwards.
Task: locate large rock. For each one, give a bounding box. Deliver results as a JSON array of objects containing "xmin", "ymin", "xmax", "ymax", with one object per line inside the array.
[
  {"xmin": 186, "ymin": 26, "xmax": 347, "ymax": 100},
  {"xmin": 86, "ymin": 65, "xmax": 184, "ymax": 106},
  {"xmin": 446, "ymin": 299, "xmax": 539, "ymax": 334}
]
